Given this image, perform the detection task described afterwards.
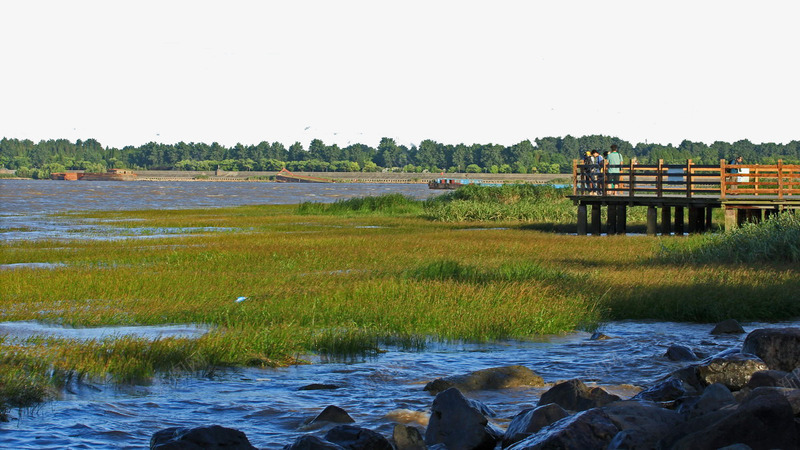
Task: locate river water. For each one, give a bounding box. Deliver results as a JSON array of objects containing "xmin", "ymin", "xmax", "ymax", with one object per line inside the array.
[{"xmin": 1, "ymin": 179, "xmax": 797, "ymax": 449}]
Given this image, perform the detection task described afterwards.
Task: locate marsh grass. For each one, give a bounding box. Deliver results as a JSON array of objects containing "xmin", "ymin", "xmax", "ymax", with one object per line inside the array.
[
  {"xmin": 658, "ymin": 212, "xmax": 800, "ymax": 264},
  {"xmin": 297, "ymin": 193, "xmax": 423, "ymax": 216},
  {"xmin": 1, "ymin": 192, "xmax": 798, "ymax": 405}
]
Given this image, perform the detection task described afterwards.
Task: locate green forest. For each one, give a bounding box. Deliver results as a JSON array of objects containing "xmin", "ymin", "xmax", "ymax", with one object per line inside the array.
[{"xmin": 1, "ymin": 135, "xmax": 798, "ymax": 179}]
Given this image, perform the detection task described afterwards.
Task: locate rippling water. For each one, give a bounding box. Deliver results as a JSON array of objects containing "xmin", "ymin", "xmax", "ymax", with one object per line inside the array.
[{"xmin": 1, "ymin": 180, "xmax": 797, "ymax": 448}]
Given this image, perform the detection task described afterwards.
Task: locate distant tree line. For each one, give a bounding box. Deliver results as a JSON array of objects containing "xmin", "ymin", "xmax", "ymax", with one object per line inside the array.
[{"xmin": 1, "ymin": 135, "xmax": 798, "ymax": 179}]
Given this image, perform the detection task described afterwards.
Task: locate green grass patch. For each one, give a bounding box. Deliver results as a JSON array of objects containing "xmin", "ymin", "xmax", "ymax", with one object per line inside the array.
[{"xmin": 297, "ymin": 193, "xmax": 424, "ymax": 216}]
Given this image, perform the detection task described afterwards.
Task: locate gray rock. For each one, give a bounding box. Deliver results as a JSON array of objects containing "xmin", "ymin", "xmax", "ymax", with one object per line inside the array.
[
  {"xmin": 742, "ymin": 327, "xmax": 800, "ymax": 372},
  {"xmin": 632, "ymin": 378, "xmax": 687, "ymax": 403},
  {"xmin": 745, "ymin": 369, "xmax": 791, "ymax": 389},
  {"xmin": 711, "ymin": 319, "xmax": 745, "ymax": 335},
  {"xmin": 604, "ymin": 401, "xmax": 684, "ymax": 450},
  {"xmin": 537, "ymin": 379, "xmax": 620, "ymax": 412},
  {"xmin": 743, "ymin": 386, "xmax": 800, "ymax": 415},
  {"xmin": 392, "ymin": 424, "xmax": 426, "ymax": 450},
  {"xmin": 506, "ymin": 408, "xmax": 619, "ymax": 450},
  {"xmin": 678, "ymin": 383, "xmax": 736, "ymax": 418},
  {"xmin": 150, "ymin": 425, "xmax": 256, "ymax": 450},
  {"xmin": 283, "ymin": 435, "xmax": 345, "ymax": 450},
  {"xmin": 666, "ymin": 344, "xmax": 698, "ymax": 361},
  {"xmin": 423, "ymin": 365, "xmax": 544, "ymax": 394},
  {"xmin": 670, "ymin": 388, "xmax": 798, "ymax": 449},
  {"xmin": 324, "ymin": 425, "xmax": 392, "ymax": 450},
  {"xmin": 424, "ymin": 387, "xmax": 502, "ymax": 450},
  {"xmin": 502, "ymin": 403, "xmax": 569, "ymax": 448},
  {"xmin": 695, "ymin": 351, "xmax": 768, "ymax": 390},
  {"xmin": 310, "ymin": 405, "xmax": 355, "ymax": 425}
]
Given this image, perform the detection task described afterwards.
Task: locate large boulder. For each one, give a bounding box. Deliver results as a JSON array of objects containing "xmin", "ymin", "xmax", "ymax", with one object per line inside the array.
[
  {"xmin": 283, "ymin": 435, "xmax": 345, "ymax": 450},
  {"xmin": 424, "ymin": 365, "xmax": 544, "ymax": 394},
  {"xmin": 678, "ymin": 383, "xmax": 736, "ymax": 419},
  {"xmin": 695, "ymin": 351, "xmax": 768, "ymax": 390},
  {"xmin": 537, "ymin": 379, "xmax": 620, "ymax": 412},
  {"xmin": 310, "ymin": 405, "xmax": 355, "ymax": 425},
  {"xmin": 666, "ymin": 344, "xmax": 699, "ymax": 362},
  {"xmin": 324, "ymin": 425, "xmax": 393, "ymax": 450},
  {"xmin": 604, "ymin": 400, "xmax": 684, "ymax": 449},
  {"xmin": 392, "ymin": 424, "xmax": 426, "ymax": 450},
  {"xmin": 424, "ymin": 387, "xmax": 502, "ymax": 450},
  {"xmin": 742, "ymin": 327, "xmax": 800, "ymax": 372},
  {"xmin": 501, "ymin": 403, "xmax": 569, "ymax": 448},
  {"xmin": 150, "ymin": 425, "xmax": 256, "ymax": 449},
  {"xmin": 506, "ymin": 408, "xmax": 619, "ymax": 449},
  {"xmin": 632, "ymin": 378, "xmax": 687, "ymax": 403},
  {"xmin": 670, "ymin": 388, "xmax": 798, "ymax": 449},
  {"xmin": 711, "ymin": 319, "xmax": 745, "ymax": 335}
]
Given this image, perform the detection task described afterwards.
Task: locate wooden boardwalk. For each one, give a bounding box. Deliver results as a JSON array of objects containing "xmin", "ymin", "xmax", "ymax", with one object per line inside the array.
[{"xmin": 568, "ymin": 159, "xmax": 800, "ymax": 235}]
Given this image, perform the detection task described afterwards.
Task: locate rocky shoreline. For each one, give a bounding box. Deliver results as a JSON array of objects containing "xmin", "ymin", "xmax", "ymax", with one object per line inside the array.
[{"xmin": 149, "ymin": 323, "xmax": 800, "ymax": 449}]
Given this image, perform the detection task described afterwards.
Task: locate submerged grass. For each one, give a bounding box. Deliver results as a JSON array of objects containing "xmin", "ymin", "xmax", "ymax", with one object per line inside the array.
[{"xmin": 1, "ymin": 187, "xmax": 798, "ymax": 407}]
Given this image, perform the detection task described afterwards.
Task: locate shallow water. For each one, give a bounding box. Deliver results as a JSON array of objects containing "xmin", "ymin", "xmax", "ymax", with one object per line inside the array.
[
  {"xmin": 0, "ymin": 179, "xmax": 444, "ymax": 242},
  {"xmin": 4, "ymin": 320, "xmax": 798, "ymax": 449},
  {"xmin": 1, "ymin": 179, "xmax": 796, "ymax": 448}
]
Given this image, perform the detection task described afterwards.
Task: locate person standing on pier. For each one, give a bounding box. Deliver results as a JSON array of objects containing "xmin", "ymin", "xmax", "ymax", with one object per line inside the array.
[
  {"xmin": 591, "ymin": 150, "xmax": 604, "ymax": 194},
  {"xmin": 607, "ymin": 144, "xmax": 624, "ymax": 195}
]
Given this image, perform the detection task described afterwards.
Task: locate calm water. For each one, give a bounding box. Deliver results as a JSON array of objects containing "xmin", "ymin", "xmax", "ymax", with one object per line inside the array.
[{"xmin": 1, "ymin": 180, "xmax": 797, "ymax": 448}]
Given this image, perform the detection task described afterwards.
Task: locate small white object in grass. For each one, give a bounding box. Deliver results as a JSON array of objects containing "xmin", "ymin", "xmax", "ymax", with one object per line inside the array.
[{"xmin": 235, "ymin": 296, "xmax": 248, "ymax": 303}]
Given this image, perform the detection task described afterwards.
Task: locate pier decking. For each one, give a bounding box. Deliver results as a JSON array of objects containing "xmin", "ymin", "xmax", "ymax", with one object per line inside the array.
[{"xmin": 568, "ymin": 159, "xmax": 800, "ymax": 235}]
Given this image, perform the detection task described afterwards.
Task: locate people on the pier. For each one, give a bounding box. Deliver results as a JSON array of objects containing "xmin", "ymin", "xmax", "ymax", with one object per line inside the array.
[
  {"xmin": 591, "ymin": 150, "xmax": 604, "ymax": 194},
  {"xmin": 581, "ymin": 151, "xmax": 594, "ymax": 193},
  {"xmin": 729, "ymin": 156, "xmax": 743, "ymax": 190},
  {"xmin": 606, "ymin": 144, "xmax": 624, "ymax": 195}
]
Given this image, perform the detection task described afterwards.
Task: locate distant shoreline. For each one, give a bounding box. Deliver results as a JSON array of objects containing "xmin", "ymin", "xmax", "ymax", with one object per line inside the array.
[{"xmin": 7, "ymin": 171, "xmax": 569, "ymax": 184}]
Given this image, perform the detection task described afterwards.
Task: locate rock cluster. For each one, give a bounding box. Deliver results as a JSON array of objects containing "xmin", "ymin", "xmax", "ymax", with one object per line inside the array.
[{"xmin": 150, "ymin": 326, "xmax": 800, "ymax": 449}]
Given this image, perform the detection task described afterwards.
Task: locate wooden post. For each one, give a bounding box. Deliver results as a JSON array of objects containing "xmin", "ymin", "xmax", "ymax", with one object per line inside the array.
[
  {"xmin": 628, "ymin": 160, "xmax": 635, "ymax": 197},
  {"xmin": 725, "ymin": 208, "xmax": 737, "ymax": 230},
  {"xmin": 647, "ymin": 206, "xmax": 657, "ymax": 236},
  {"xmin": 674, "ymin": 207, "xmax": 684, "ymax": 235},
  {"xmin": 720, "ymin": 159, "xmax": 727, "ymax": 199},
  {"xmin": 617, "ymin": 203, "xmax": 627, "ymax": 234},
  {"xmin": 688, "ymin": 207, "xmax": 698, "ymax": 233},
  {"xmin": 778, "ymin": 159, "xmax": 784, "ymax": 199},
  {"xmin": 656, "ymin": 159, "xmax": 664, "ymax": 197},
  {"xmin": 591, "ymin": 204, "xmax": 602, "ymax": 235},
  {"xmin": 705, "ymin": 206, "xmax": 714, "ymax": 231},
  {"xmin": 686, "ymin": 159, "xmax": 693, "ymax": 198},
  {"xmin": 607, "ymin": 203, "xmax": 618, "ymax": 234},
  {"xmin": 572, "ymin": 159, "xmax": 579, "ymax": 196},
  {"xmin": 577, "ymin": 203, "xmax": 587, "ymax": 235},
  {"xmin": 661, "ymin": 206, "xmax": 672, "ymax": 235}
]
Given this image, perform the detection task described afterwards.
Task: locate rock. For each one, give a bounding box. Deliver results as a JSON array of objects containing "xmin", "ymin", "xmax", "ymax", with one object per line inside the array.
[
  {"xmin": 424, "ymin": 387, "xmax": 502, "ymax": 450},
  {"xmin": 670, "ymin": 388, "xmax": 798, "ymax": 449},
  {"xmin": 537, "ymin": 379, "xmax": 620, "ymax": 412},
  {"xmin": 632, "ymin": 378, "xmax": 687, "ymax": 403},
  {"xmin": 392, "ymin": 424, "xmax": 426, "ymax": 450},
  {"xmin": 695, "ymin": 351, "xmax": 768, "ymax": 390},
  {"xmin": 506, "ymin": 408, "xmax": 619, "ymax": 449},
  {"xmin": 423, "ymin": 365, "xmax": 544, "ymax": 394},
  {"xmin": 150, "ymin": 425, "xmax": 256, "ymax": 449},
  {"xmin": 743, "ymin": 386, "xmax": 800, "ymax": 415},
  {"xmin": 310, "ymin": 405, "xmax": 355, "ymax": 425},
  {"xmin": 590, "ymin": 332, "xmax": 613, "ymax": 340},
  {"xmin": 604, "ymin": 400, "xmax": 684, "ymax": 449},
  {"xmin": 299, "ymin": 383, "xmax": 341, "ymax": 391},
  {"xmin": 324, "ymin": 425, "xmax": 393, "ymax": 450},
  {"xmin": 711, "ymin": 319, "xmax": 745, "ymax": 335},
  {"xmin": 678, "ymin": 383, "xmax": 736, "ymax": 418},
  {"xmin": 283, "ymin": 435, "xmax": 345, "ymax": 450},
  {"xmin": 745, "ymin": 369, "xmax": 791, "ymax": 389},
  {"xmin": 502, "ymin": 403, "xmax": 570, "ymax": 448},
  {"xmin": 666, "ymin": 344, "xmax": 698, "ymax": 361},
  {"xmin": 742, "ymin": 327, "xmax": 800, "ymax": 372}
]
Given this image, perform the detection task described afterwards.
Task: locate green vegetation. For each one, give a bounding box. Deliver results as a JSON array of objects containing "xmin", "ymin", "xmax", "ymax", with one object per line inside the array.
[
  {"xmin": 659, "ymin": 212, "xmax": 800, "ymax": 264},
  {"xmin": 1, "ymin": 188, "xmax": 798, "ymax": 413},
  {"xmin": 2, "ymin": 135, "xmax": 798, "ymax": 176}
]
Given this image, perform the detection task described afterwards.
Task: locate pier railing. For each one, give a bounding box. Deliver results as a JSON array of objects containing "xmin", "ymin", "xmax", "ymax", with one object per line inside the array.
[{"xmin": 572, "ymin": 159, "xmax": 800, "ymax": 199}]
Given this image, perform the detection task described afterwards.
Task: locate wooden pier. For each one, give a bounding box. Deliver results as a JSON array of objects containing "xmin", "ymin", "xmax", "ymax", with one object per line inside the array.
[{"xmin": 569, "ymin": 159, "xmax": 800, "ymax": 235}]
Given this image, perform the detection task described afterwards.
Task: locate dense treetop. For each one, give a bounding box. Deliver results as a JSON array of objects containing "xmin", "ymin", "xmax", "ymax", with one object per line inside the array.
[{"xmin": 1, "ymin": 135, "xmax": 798, "ymax": 179}]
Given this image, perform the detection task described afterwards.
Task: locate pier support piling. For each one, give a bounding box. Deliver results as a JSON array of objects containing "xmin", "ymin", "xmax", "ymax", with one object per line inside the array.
[
  {"xmin": 674, "ymin": 207, "xmax": 685, "ymax": 235},
  {"xmin": 591, "ymin": 204, "xmax": 602, "ymax": 235},
  {"xmin": 577, "ymin": 204, "xmax": 587, "ymax": 235},
  {"xmin": 646, "ymin": 206, "xmax": 657, "ymax": 236},
  {"xmin": 661, "ymin": 206, "xmax": 672, "ymax": 235}
]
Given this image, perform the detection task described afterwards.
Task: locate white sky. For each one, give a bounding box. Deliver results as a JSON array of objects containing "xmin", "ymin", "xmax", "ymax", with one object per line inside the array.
[{"xmin": 1, "ymin": 1, "xmax": 797, "ymax": 149}]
